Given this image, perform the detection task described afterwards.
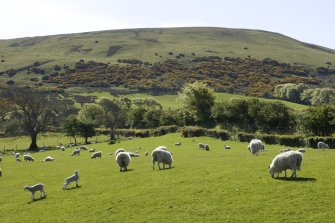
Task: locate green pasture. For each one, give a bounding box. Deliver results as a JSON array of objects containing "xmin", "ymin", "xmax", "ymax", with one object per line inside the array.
[{"xmin": 0, "ymin": 133, "xmax": 334, "ymax": 222}]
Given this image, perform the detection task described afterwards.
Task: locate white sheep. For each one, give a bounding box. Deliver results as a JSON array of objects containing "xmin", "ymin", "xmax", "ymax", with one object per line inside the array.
[
  {"xmin": 152, "ymin": 149, "xmax": 173, "ymax": 170},
  {"xmin": 23, "ymin": 154, "xmax": 35, "ymax": 162},
  {"xmin": 70, "ymin": 149, "xmax": 80, "ymax": 156},
  {"xmin": 155, "ymin": 146, "xmax": 167, "ymax": 151},
  {"xmin": 269, "ymin": 151, "xmax": 303, "ymax": 178},
  {"xmin": 224, "ymin": 145, "xmax": 231, "ymax": 150},
  {"xmin": 317, "ymin": 142, "xmax": 329, "ymax": 149},
  {"xmin": 127, "ymin": 152, "xmax": 140, "ymax": 157},
  {"xmin": 24, "ymin": 183, "xmax": 46, "ymax": 200},
  {"xmin": 297, "ymin": 148, "xmax": 306, "ymax": 153},
  {"xmin": 89, "ymin": 148, "xmax": 96, "ymax": 153},
  {"xmin": 279, "ymin": 148, "xmax": 292, "ymax": 153},
  {"xmin": 248, "ymin": 139, "xmax": 265, "ymax": 155},
  {"xmin": 115, "ymin": 152, "xmax": 131, "ymax": 172},
  {"xmin": 115, "ymin": 148, "xmax": 126, "ymax": 157},
  {"xmin": 56, "ymin": 145, "xmax": 61, "ymax": 150},
  {"xmin": 175, "ymin": 142, "xmax": 181, "ymax": 146},
  {"xmin": 63, "ymin": 170, "xmax": 79, "ymax": 189},
  {"xmin": 199, "ymin": 143, "xmax": 210, "ymax": 151},
  {"xmin": 41, "ymin": 156, "xmax": 55, "ymax": 162},
  {"xmin": 91, "ymin": 151, "xmax": 102, "ymax": 159},
  {"xmin": 15, "ymin": 153, "xmax": 20, "ymax": 158},
  {"xmin": 80, "ymin": 145, "xmax": 87, "ymax": 150}
]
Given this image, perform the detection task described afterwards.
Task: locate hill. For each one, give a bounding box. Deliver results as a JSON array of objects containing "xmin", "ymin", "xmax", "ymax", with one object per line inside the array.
[{"xmin": 0, "ymin": 27, "xmax": 334, "ymax": 96}]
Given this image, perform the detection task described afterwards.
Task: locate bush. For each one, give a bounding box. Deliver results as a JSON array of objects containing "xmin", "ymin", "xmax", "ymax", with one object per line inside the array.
[
  {"xmin": 181, "ymin": 127, "xmax": 206, "ymax": 138},
  {"xmin": 182, "ymin": 127, "xmax": 230, "ymax": 140},
  {"xmin": 237, "ymin": 132, "xmax": 256, "ymax": 142},
  {"xmin": 259, "ymin": 134, "xmax": 277, "ymax": 145},
  {"xmin": 307, "ymin": 137, "xmax": 335, "ymax": 149},
  {"xmin": 207, "ymin": 129, "xmax": 230, "ymax": 140},
  {"xmin": 278, "ymin": 135, "xmax": 305, "ymax": 147}
]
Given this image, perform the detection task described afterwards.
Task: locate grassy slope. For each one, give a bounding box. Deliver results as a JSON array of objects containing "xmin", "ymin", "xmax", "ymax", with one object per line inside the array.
[
  {"xmin": 1, "ymin": 27, "xmax": 335, "ymax": 75},
  {"xmin": 0, "ymin": 133, "xmax": 334, "ymax": 222}
]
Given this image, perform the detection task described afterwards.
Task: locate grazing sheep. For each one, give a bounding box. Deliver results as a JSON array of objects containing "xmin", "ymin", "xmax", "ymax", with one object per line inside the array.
[
  {"xmin": 297, "ymin": 148, "xmax": 306, "ymax": 153},
  {"xmin": 16, "ymin": 158, "xmax": 22, "ymax": 162},
  {"xmin": 115, "ymin": 148, "xmax": 126, "ymax": 157},
  {"xmin": 175, "ymin": 142, "xmax": 181, "ymax": 146},
  {"xmin": 63, "ymin": 170, "xmax": 79, "ymax": 190},
  {"xmin": 269, "ymin": 151, "xmax": 303, "ymax": 178},
  {"xmin": 70, "ymin": 149, "xmax": 80, "ymax": 156},
  {"xmin": 317, "ymin": 142, "xmax": 329, "ymax": 149},
  {"xmin": 145, "ymin": 151, "xmax": 149, "ymax": 156},
  {"xmin": 89, "ymin": 148, "xmax": 96, "ymax": 153},
  {"xmin": 199, "ymin": 143, "xmax": 210, "ymax": 151},
  {"xmin": 224, "ymin": 145, "xmax": 231, "ymax": 150},
  {"xmin": 115, "ymin": 152, "xmax": 131, "ymax": 172},
  {"xmin": 80, "ymin": 145, "xmax": 87, "ymax": 150},
  {"xmin": 61, "ymin": 146, "xmax": 66, "ymax": 151},
  {"xmin": 15, "ymin": 153, "xmax": 20, "ymax": 158},
  {"xmin": 279, "ymin": 148, "xmax": 292, "ymax": 153},
  {"xmin": 91, "ymin": 151, "xmax": 102, "ymax": 159},
  {"xmin": 41, "ymin": 156, "xmax": 55, "ymax": 162},
  {"xmin": 0, "ymin": 168, "xmax": 2, "ymax": 176},
  {"xmin": 127, "ymin": 152, "xmax": 140, "ymax": 157},
  {"xmin": 24, "ymin": 183, "xmax": 46, "ymax": 200},
  {"xmin": 23, "ymin": 154, "xmax": 35, "ymax": 162},
  {"xmin": 248, "ymin": 139, "xmax": 265, "ymax": 155},
  {"xmin": 152, "ymin": 149, "xmax": 173, "ymax": 170}
]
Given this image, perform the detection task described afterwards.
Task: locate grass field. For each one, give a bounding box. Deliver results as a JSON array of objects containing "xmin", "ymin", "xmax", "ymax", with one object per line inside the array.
[{"xmin": 0, "ymin": 133, "xmax": 334, "ymax": 222}]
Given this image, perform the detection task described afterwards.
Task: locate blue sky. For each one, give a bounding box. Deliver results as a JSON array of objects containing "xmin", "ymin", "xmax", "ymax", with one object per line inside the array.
[{"xmin": 1, "ymin": 0, "xmax": 334, "ymax": 49}]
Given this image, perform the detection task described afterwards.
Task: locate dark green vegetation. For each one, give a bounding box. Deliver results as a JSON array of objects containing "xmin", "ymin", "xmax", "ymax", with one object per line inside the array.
[
  {"xmin": 0, "ymin": 27, "xmax": 335, "ymax": 97},
  {"xmin": 0, "ymin": 134, "xmax": 334, "ymax": 222}
]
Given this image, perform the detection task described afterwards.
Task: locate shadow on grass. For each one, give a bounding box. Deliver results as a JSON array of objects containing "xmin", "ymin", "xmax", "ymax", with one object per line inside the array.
[
  {"xmin": 157, "ymin": 166, "xmax": 175, "ymax": 171},
  {"xmin": 275, "ymin": 177, "xmax": 317, "ymax": 182},
  {"xmin": 64, "ymin": 185, "xmax": 82, "ymax": 190},
  {"xmin": 27, "ymin": 196, "xmax": 46, "ymax": 204}
]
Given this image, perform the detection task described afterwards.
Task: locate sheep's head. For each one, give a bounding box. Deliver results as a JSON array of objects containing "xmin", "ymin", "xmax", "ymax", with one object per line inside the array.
[
  {"xmin": 268, "ymin": 166, "xmax": 275, "ymax": 178},
  {"xmin": 24, "ymin": 185, "xmax": 29, "ymax": 190}
]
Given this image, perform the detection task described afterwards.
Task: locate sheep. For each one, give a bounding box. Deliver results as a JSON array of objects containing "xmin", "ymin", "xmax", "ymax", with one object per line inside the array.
[
  {"xmin": 297, "ymin": 148, "xmax": 306, "ymax": 153},
  {"xmin": 317, "ymin": 142, "xmax": 329, "ymax": 149},
  {"xmin": 279, "ymin": 148, "xmax": 292, "ymax": 153},
  {"xmin": 24, "ymin": 183, "xmax": 46, "ymax": 200},
  {"xmin": 56, "ymin": 145, "xmax": 61, "ymax": 150},
  {"xmin": 152, "ymin": 149, "xmax": 173, "ymax": 170},
  {"xmin": 63, "ymin": 170, "xmax": 79, "ymax": 190},
  {"xmin": 269, "ymin": 151, "xmax": 303, "ymax": 178},
  {"xmin": 145, "ymin": 152, "xmax": 149, "ymax": 156},
  {"xmin": 224, "ymin": 145, "xmax": 231, "ymax": 150},
  {"xmin": 23, "ymin": 154, "xmax": 34, "ymax": 162},
  {"xmin": 115, "ymin": 152, "xmax": 131, "ymax": 172},
  {"xmin": 127, "ymin": 152, "xmax": 140, "ymax": 157},
  {"xmin": 16, "ymin": 158, "xmax": 22, "ymax": 162},
  {"xmin": 15, "ymin": 153, "xmax": 20, "ymax": 158},
  {"xmin": 175, "ymin": 142, "xmax": 181, "ymax": 146},
  {"xmin": 80, "ymin": 145, "xmax": 87, "ymax": 150},
  {"xmin": 155, "ymin": 146, "xmax": 167, "ymax": 151},
  {"xmin": 41, "ymin": 156, "xmax": 55, "ymax": 162},
  {"xmin": 248, "ymin": 139, "xmax": 265, "ymax": 155},
  {"xmin": 70, "ymin": 148, "xmax": 80, "ymax": 156},
  {"xmin": 61, "ymin": 146, "xmax": 66, "ymax": 151},
  {"xmin": 199, "ymin": 143, "xmax": 210, "ymax": 151},
  {"xmin": 115, "ymin": 148, "xmax": 126, "ymax": 157},
  {"xmin": 88, "ymin": 148, "xmax": 96, "ymax": 153},
  {"xmin": 91, "ymin": 151, "xmax": 102, "ymax": 159}
]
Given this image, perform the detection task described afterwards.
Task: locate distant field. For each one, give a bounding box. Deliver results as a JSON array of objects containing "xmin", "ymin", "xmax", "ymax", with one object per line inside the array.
[
  {"xmin": 78, "ymin": 92, "xmax": 308, "ymax": 110},
  {"xmin": 0, "ymin": 133, "xmax": 334, "ymax": 222}
]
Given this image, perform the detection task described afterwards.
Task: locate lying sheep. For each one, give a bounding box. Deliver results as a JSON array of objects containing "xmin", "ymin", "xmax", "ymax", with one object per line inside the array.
[
  {"xmin": 127, "ymin": 152, "xmax": 140, "ymax": 157},
  {"xmin": 152, "ymin": 148, "xmax": 173, "ymax": 170},
  {"xmin": 61, "ymin": 146, "xmax": 66, "ymax": 151},
  {"xmin": 91, "ymin": 151, "xmax": 102, "ymax": 159},
  {"xmin": 175, "ymin": 142, "xmax": 181, "ymax": 146},
  {"xmin": 24, "ymin": 183, "xmax": 46, "ymax": 200},
  {"xmin": 224, "ymin": 145, "xmax": 231, "ymax": 150},
  {"xmin": 41, "ymin": 156, "xmax": 55, "ymax": 162},
  {"xmin": 70, "ymin": 149, "xmax": 80, "ymax": 156},
  {"xmin": 297, "ymin": 148, "xmax": 306, "ymax": 153},
  {"xmin": 115, "ymin": 152, "xmax": 131, "ymax": 172},
  {"xmin": 317, "ymin": 142, "xmax": 329, "ymax": 149},
  {"xmin": 248, "ymin": 139, "xmax": 265, "ymax": 155},
  {"xmin": 15, "ymin": 153, "xmax": 20, "ymax": 158},
  {"xmin": 63, "ymin": 170, "xmax": 79, "ymax": 190},
  {"xmin": 23, "ymin": 154, "xmax": 35, "ymax": 162},
  {"xmin": 89, "ymin": 148, "xmax": 96, "ymax": 153},
  {"xmin": 16, "ymin": 158, "xmax": 22, "ymax": 162},
  {"xmin": 279, "ymin": 148, "xmax": 292, "ymax": 153},
  {"xmin": 199, "ymin": 143, "xmax": 210, "ymax": 151},
  {"xmin": 269, "ymin": 151, "xmax": 303, "ymax": 178},
  {"xmin": 115, "ymin": 148, "xmax": 126, "ymax": 157},
  {"xmin": 80, "ymin": 145, "xmax": 87, "ymax": 150}
]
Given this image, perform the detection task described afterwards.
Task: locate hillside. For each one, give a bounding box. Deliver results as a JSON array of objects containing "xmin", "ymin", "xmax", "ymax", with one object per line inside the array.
[{"xmin": 0, "ymin": 27, "xmax": 334, "ymax": 95}]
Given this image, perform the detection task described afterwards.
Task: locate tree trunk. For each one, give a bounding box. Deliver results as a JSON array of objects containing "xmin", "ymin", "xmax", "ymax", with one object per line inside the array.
[
  {"xmin": 29, "ymin": 133, "xmax": 38, "ymax": 151},
  {"xmin": 109, "ymin": 127, "xmax": 116, "ymax": 144},
  {"xmin": 84, "ymin": 136, "xmax": 88, "ymax": 144},
  {"xmin": 73, "ymin": 136, "xmax": 77, "ymax": 145}
]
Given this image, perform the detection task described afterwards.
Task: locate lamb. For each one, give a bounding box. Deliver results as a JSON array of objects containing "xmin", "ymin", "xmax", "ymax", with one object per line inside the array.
[
  {"xmin": 70, "ymin": 148, "xmax": 80, "ymax": 156},
  {"xmin": 297, "ymin": 148, "xmax": 306, "ymax": 153},
  {"xmin": 115, "ymin": 148, "xmax": 126, "ymax": 157},
  {"xmin": 224, "ymin": 145, "xmax": 231, "ymax": 150},
  {"xmin": 80, "ymin": 145, "xmax": 87, "ymax": 150},
  {"xmin": 317, "ymin": 142, "xmax": 329, "ymax": 149},
  {"xmin": 269, "ymin": 151, "xmax": 303, "ymax": 178},
  {"xmin": 15, "ymin": 153, "xmax": 20, "ymax": 158},
  {"xmin": 88, "ymin": 148, "xmax": 96, "ymax": 153},
  {"xmin": 23, "ymin": 154, "xmax": 35, "ymax": 162},
  {"xmin": 41, "ymin": 156, "xmax": 55, "ymax": 162},
  {"xmin": 175, "ymin": 142, "xmax": 181, "ymax": 146},
  {"xmin": 63, "ymin": 170, "xmax": 79, "ymax": 189},
  {"xmin": 24, "ymin": 183, "xmax": 46, "ymax": 200},
  {"xmin": 152, "ymin": 149, "xmax": 173, "ymax": 170},
  {"xmin": 91, "ymin": 151, "xmax": 102, "ymax": 159},
  {"xmin": 199, "ymin": 143, "xmax": 210, "ymax": 151},
  {"xmin": 248, "ymin": 139, "xmax": 265, "ymax": 155},
  {"xmin": 115, "ymin": 152, "xmax": 131, "ymax": 172}
]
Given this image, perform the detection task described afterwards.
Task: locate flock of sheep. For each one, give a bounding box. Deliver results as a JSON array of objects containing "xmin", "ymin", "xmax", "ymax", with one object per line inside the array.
[{"xmin": 0, "ymin": 139, "xmax": 331, "ymax": 201}]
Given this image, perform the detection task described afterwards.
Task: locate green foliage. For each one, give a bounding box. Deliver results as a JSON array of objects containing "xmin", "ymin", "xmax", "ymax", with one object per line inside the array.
[
  {"xmin": 77, "ymin": 104, "xmax": 104, "ymax": 127},
  {"xmin": 181, "ymin": 126, "xmax": 230, "ymax": 140},
  {"xmin": 76, "ymin": 121, "xmax": 96, "ymax": 144},
  {"xmin": 300, "ymin": 88, "xmax": 335, "ymax": 105},
  {"xmin": 237, "ymin": 132, "xmax": 256, "ymax": 142},
  {"xmin": 278, "ymin": 135, "xmax": 305, "ymax": 147},
  {"xmin": 307, "ymin": 137, "xmax": 335, "ymax": 149},
  {"xmin": 274, "ymin": 83, "xmax": 308, "ymax": 103}
]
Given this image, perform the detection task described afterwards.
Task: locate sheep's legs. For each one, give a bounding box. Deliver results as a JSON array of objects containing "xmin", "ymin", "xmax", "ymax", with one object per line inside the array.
[
  {"xmin": 32, "ymin": 191, "xmax": 35, "ymax": 200},
  {"xmin": 158, "ymin": 162, "xmax": 162, "ymax": 170},
  {"xmin": 75, "ymin": 180, "xmax": 79, "ymax": 187},
  {"xmin": 291, "ymin": 170, "xmax": 297, "ymax": 178}
]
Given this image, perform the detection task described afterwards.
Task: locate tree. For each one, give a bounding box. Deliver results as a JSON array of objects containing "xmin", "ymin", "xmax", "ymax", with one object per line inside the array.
[
  {"xmin": 3, "ymin": 87, "xmax": 57, "ymax": 151},
  {"xmin": 63, "ymin": 115, "xmax": 79, "ymax": 145},
  {"xmin": 77, "ymin": 103, "xmax": 104, "ymax": 126},
  {"xmin": 143, "ymin": 109, "xmax": 162, "ymax": 128},
  {"xmin": 77, "ymin": 121, "xmax": 96, "ymax": 144},
  {"xmin": 274, "ymin": 83, "xmax": 308, "ymax": 103},
  {"xmin": 177, "ymin": 82, "xmax": 215, "ymax": 127},
  {"xmin": 301, "ymin": 88, "xmax": 335, "ymax": 105}
]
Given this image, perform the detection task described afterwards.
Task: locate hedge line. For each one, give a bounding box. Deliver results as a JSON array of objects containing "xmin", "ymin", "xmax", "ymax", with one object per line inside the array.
[
  {"xmin": 307, "ymin": 137, "xmax": 335, "ymax": 149},
  {"xmin": 116, "ymin": 125, "xmax": 178, "ymax": 138},
  {"xmin": 237, "ymin": 132, "xmax": 305, "ymax": 147},
  {"xmin": 181, "ymin": 127, "xmax": 230, "ymax": 141}
]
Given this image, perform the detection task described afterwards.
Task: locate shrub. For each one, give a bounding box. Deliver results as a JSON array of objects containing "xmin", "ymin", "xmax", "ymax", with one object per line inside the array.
[
  {"xmin": 237, "ymin": 132, "xmax": 256, "ymax": 142},
  {"xmin": 259, "ymin": 134, "xmax": 277, "ymax": 144},
  {"xmin": 278, "ymin": 135, "xmax": 305, "ymax": 147},
  {"xmin": 181, "ymin": 126, "xmax": 206, "ymax": 138}
]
